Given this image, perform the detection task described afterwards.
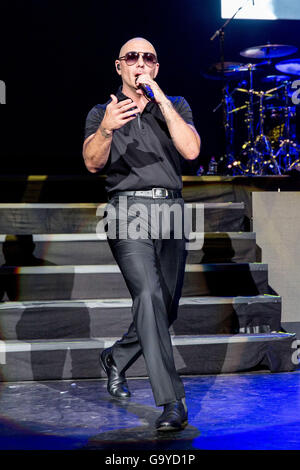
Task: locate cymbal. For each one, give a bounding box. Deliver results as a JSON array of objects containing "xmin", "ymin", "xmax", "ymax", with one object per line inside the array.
[
  {"xmin": 233, "ymin": 61, "xmax": 268, "ymax": 72},
  {"xmin": 261, "ymin": 74, "xmax": 291, "ymax": 83},
  {"xmin": 240, "ymin": 44, "xmax": 298, "ymax": 59},
  {"xmin": 202, "ymin": 61, "xmax": 248, "ymax": 80},
  {"xmin": 209, "ymin": 61, "xmax": 247, "ymax": 73},
  {"xmin": 275, "ymin": 59, "xmax": 300, "ymax": 75}
]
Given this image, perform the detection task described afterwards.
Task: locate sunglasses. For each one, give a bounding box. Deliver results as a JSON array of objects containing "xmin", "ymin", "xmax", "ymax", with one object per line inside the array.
[{"xmin": 118, "ymin": 51, "xmax": 158, "ymax": 68}]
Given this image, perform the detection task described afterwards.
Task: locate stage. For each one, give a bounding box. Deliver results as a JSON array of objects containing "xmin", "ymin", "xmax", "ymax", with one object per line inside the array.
[
  {"xmin": 0, "ymin": 371, "xmax": 300, "ymax": 451},
  {"xmin": 0, "ymin": 174, "xmax": 299, "ymax": 454},
  {"xmin": 2, "ymin": 2, "xmax": 300, "ymax": 454}
]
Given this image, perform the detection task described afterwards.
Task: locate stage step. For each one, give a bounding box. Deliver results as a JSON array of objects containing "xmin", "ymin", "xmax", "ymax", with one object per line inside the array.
[
  {"xmin": 0, "ymin": 295, "xmax": 282, "ymax": 341},
  {"xmin": 0, "ymin": 263, "xmax": 270, "ymax": 301},
  {"xmin": 0, "ymin": 333, "xmax": 296, "ymax": 381},
  {"xmin": 0, "ymin": 202, "xmax": 247, "ymax": 234},
  {"xmin": 0, "ymin": 232, "xmax": 257, "ymax": 266}
]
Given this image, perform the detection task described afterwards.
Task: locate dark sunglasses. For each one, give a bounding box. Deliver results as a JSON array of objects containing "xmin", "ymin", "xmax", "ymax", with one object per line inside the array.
[{"xmin": 118, "ymin": 51, "xmax": 157, "ymax": 68}]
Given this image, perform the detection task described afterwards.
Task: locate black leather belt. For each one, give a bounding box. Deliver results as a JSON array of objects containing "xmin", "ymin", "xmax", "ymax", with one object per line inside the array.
[{"xmin": 108, "ymin": 188, "xmax": 182, "ymax": 200}]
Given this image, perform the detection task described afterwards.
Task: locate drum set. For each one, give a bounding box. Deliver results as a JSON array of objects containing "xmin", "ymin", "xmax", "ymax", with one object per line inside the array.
[{"xmin": 206, "ymin": 44, "xmax": 300, "ymax": 175}]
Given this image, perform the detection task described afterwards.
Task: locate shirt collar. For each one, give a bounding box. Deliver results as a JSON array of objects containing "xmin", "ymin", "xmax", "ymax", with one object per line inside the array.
[
  {"xmin": 116, "ymin": 86, "xmax": 156, "ymax": 114},
  {"xmin": 116, "ymin": 86, "xmax": 128, "ymax": 101}
]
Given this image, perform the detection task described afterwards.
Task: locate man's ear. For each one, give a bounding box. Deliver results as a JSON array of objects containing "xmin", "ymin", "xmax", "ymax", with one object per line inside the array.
[
  {"xmin": 153, "ymin": 62, "xmax": 159, "ymax": 79},
  {"xmin": 115, "ymin": 61, "xmax": 121, "ymax": 75}
]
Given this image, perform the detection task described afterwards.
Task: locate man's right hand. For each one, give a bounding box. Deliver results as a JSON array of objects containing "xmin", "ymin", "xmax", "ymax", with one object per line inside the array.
[{"xmin": 101, "ymin": 94, "xmax": 139, "ymax": 132}]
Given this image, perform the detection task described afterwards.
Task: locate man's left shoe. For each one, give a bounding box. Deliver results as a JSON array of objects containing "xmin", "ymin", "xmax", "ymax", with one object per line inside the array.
[{"xmin": 155, "ymin": 400, "xmax": 188, "ymax": 432}]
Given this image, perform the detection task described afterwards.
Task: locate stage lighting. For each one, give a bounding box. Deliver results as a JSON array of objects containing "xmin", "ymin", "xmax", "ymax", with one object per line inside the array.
[{"xmin": 221, "ymin": 0, "xmax": 300, "ymax": 20}]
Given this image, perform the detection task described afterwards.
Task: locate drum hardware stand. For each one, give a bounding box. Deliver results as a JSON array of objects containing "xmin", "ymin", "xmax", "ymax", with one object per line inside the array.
[
  {"xmin": 210, "ymin": 0, "xmax": 253, "ymax": 174},
  {"xmin": 213, "ymin": 86, "xmax": 237, "ymax": 173},
  {"xmin": 241, "ymin": 97, "xmax": 261, "ymax": 175},
  {"xmin": 235, "ymin": 64, "xmax": 282, "ymax": 175},
  {"xmin": 254, "ymin": 89, "xmax": 281, "ymax": 175},
  {"xmin": 255, "ymin": 92, "xmax": 273, "ymax": 155},
  {"xmin": 238, "ymin": 64, "xmax": 262, "ymax": 175},
  {"xmin": 227, "ymin": 101, "xmax": 250, "ymax": 174}
]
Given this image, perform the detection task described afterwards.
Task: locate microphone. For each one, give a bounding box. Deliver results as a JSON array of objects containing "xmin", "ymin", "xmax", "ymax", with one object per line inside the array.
[
  {"xmin": 136, "ymin": 78, "xmax": 155, "ymax": 101},
  {"xmin": 139, "ymin": 83, "xmax": 155, "ymax": 100},
  {"xmin": 252, "ymin": 0, "xmax": 254, "ymax": 4}
]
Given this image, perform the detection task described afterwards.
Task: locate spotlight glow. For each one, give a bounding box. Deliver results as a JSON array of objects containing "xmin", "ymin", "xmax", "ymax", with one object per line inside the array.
[{"xmin": 221, "ymin": 0, "xmax": 300, "ymax": 20}]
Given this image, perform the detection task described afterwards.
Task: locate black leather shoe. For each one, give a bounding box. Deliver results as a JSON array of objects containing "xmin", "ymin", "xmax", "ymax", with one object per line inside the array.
[
  {"xmin": 100, "ymin": 347, "xmax": 131, "ymax": 398},
  {"xmin": 155, "ymin": 400, "xmax": 188, "ymax": 432}
]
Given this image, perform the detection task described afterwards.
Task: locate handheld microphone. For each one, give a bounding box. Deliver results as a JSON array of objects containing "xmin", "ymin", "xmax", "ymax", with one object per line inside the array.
[{"xmin": 137, "ymin": 80, "xmax": 155, "ymax": 101}]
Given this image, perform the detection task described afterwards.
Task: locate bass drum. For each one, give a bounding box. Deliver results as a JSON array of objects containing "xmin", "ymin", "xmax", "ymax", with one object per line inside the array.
[{"xmin": 264, "ymin": 105, "xmax": 297, "ymax": 150}]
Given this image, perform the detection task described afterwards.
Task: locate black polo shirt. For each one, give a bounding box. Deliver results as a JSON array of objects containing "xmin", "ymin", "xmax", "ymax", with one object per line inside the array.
[{"xmin": 84, "ymin": 87, "xmax": 195, "ymax": 195}]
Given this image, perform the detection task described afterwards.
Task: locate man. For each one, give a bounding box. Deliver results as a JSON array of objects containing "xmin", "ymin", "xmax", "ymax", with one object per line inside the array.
[{"xmin": 83, "ymin": 37, "xmax": 200, "ymax": 431}]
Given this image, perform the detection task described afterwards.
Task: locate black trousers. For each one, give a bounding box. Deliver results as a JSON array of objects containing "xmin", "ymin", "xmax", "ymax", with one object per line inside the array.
[{"xmin": 105, "ymin": 195, "xmax": 188, "ymax": 407}]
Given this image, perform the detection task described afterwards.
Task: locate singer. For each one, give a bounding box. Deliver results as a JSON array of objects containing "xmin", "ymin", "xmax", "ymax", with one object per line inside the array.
[{"xmin": 83, "ymin": 37, "xmax": 200, "ymax": 431}]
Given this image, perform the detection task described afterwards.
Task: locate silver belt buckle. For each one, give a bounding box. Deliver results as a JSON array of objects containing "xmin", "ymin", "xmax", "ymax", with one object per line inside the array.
[{"xmin": 152, "ymin": 187, "xmax": 168, "ymax": 198}]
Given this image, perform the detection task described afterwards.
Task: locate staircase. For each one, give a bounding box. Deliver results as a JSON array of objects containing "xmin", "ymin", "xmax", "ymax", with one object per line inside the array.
[{"xmin": 0, "ymin": 182, "xmax": 297, "ymax": 381}]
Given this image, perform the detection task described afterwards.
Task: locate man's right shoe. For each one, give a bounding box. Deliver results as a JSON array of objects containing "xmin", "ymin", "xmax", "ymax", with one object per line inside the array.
[{"xmin": 100, "ymin": 347, "xmax": 131, "ymax": 399}]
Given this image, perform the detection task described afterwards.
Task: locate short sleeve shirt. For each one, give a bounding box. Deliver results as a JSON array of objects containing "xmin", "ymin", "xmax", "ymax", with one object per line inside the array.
[{"xmin": 84, "ymin": 87, "xmax": 196, "ymax": 195}]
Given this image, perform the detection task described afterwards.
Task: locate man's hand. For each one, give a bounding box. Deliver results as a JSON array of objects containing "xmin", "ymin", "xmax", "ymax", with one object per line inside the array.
[
  {"xmin": 83, "ymin": 94, "xmax": 138, "ymax": 172},
  {"xmin": 135, "ymin": 74, "xmax": 167, "ymax": 105},
  {"xmin": 101, "ymin": 94, "xmax": 139, "ymax": 133}
]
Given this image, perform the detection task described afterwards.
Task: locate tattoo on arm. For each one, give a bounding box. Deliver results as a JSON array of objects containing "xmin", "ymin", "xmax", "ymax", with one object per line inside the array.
[
  {"xmin": 160, "ymin": 99, "xmax": 182, "ymax": 126},
  {"xmin": 159, "ymin": 100, "xmax": 175, "ymax": 124}
]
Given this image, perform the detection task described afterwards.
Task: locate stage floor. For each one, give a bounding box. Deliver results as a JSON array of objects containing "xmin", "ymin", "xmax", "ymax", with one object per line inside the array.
[{"xmin": 0, "ymin": 371, "xmax": 300, "ymax": 452}]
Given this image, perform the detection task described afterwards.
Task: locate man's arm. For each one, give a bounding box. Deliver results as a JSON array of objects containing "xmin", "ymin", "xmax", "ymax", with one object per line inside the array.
[
  {"xmin": 83, "ymin": 125, "xmax": 113, "ymax": 173},
  {"xmin": 83, "ymin": 95, "xmax": 139, "ymax": 173},
  {"xmin": 135, "ymin": 75, "xmax": 201, "ymax": 160},
  {"xmin": 158, "ymin": 99, "xmax": 201, "ymax": 160}
]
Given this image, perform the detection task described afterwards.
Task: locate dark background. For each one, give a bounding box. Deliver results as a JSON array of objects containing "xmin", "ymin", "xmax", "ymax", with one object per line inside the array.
[{"xmin": 1, "ymin": 0, "xmax": 300, "ymax": 175}]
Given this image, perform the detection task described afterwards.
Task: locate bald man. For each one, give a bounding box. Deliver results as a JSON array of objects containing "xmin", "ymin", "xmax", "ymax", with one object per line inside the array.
[{"xmin": 83, "ymin": 37, "xmax": 200, "ymax": 432}]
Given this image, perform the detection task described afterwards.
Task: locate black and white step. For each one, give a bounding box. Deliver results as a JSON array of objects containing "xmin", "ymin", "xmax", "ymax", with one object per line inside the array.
[
  {"xmin": 0, "ymin": 202, "xmax": 246, "ymax": 234},
  {"xmin": 0, "ymin": 263, "xmax": 270, "ymax": 301},
  {"xmin": 0, "ymin": 333, "xmax": 296, "ymax": 382},
  {"xmin": 0, "ymin": 295, "xmax": 282, "ymax": 341},
  {"xmin": 0, "ymin": 232, "xmax": 257, "ymax": 266}
]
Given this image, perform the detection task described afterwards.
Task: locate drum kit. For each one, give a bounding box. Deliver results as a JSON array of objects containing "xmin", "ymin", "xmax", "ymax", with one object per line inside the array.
[{"xmin": 206, "ymin": 44, "xmax": 300, "ymax": 175}]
